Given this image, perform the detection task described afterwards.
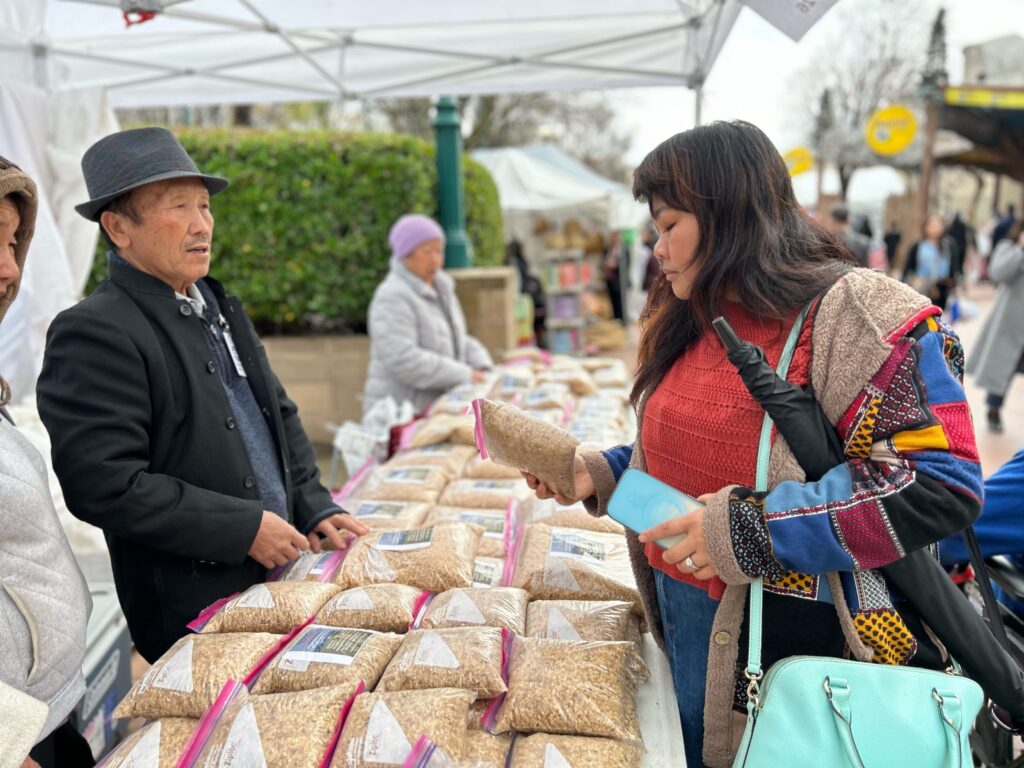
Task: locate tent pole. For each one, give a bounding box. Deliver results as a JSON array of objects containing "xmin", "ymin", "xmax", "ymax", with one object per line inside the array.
[
  {"xmin": 434, "ymin": 96, "xmax": 472, "ymax": 269},
  {"xmin": 694, "ymin": 82, "xmax": 703, "ymax": 127}
]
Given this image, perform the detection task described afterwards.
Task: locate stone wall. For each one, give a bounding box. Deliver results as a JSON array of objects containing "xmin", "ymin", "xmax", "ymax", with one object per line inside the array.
[{"xmin": 263, "ymin": 266, "xmax": 518, "ymax": 447}]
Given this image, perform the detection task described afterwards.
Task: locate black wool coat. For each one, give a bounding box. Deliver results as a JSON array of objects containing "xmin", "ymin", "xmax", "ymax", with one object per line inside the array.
[{"xmin": 37, "ymin": 259, "xmax": 337, "ymax": 662}]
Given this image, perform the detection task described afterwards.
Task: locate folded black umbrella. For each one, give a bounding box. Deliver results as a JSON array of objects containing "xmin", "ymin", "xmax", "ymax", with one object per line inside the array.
[{"xmin": 712, "ymin": 315, "xmax": 1024, "ymax": 722}]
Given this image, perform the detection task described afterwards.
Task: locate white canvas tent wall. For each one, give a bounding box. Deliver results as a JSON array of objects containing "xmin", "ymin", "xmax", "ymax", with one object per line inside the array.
[{"xmin": 0, "ymin": 0, "xmax": 744, "ymax": 403}]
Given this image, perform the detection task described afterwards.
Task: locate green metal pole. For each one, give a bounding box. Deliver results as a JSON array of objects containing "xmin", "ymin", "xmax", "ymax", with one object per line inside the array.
[{"xmin": 433, "ymin": 95, "xmax": 472, "ymax": 268}]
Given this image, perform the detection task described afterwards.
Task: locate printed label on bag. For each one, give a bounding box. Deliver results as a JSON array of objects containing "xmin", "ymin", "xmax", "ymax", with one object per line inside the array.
[
  {"xmin": 545, "ymin": 607, "xmax": 583, "ymax": 641},
  {"xmin": 443, "ymin": 591, "xmax": 486, "ymax": 625},
  {"xmin": 233, "ymin": 584, "xmax": 275, "ymax": 610},
  {"xmin": 500, "ymin": 374, "xmax": 530, "ymax": 391},
  {"xmin": 360, "ymin": 699, "xmax": 412, "ymax": 764},
  {"xmin": 386, "ymin": 467, "xmax": 431, "ymax": 484},
  {"xmin": 120, "ymin": 721, "xmax": 161, "ymax": 766},
  {"xmin": 377, "ymin": 528, "xmax": 433, "ymax": 552},
  {"xmin": 549, "ymin": 530, "xmax": 606, "ymax": 563},
  {"xmin": 473, "ymin": 560, "xmax": 501, "ymax": 588},
  {"xmin": 150, "ymin": 638, "xmax": 194, "ymax": 693},
  {"xmin": 470, "ymin": 480, "xmax": 516, "ymax": 490},
  {"xmin": 543, "ymin": 743, "xmax": 573, "ymax": 768},
  {"xmin": 458, "ymin": 512, "xmax": 505, "ymax": 539},
  {"xmin": 333, "ymin": 588, "xmax": 375, "ymax": 611},
  {"xmin": 413, "ymin": 631, "xmax": 461, "ymax": 668},
  {"xmin": 214, "ymin": 702, "xmax": 268, "ymax": 767},
  {"xmin": 354, "ymin": 502, "xmax": 406, "ymax": 521},
  {"xmin": 278, "ymin": 626, "xmax": 375, "ymax": 672}
]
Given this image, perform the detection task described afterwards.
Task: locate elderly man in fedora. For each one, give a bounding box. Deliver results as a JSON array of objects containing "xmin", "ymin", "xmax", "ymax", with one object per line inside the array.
[{"xmin": 37, "ymin": 127, "xmax": 368, "ymax": 663}]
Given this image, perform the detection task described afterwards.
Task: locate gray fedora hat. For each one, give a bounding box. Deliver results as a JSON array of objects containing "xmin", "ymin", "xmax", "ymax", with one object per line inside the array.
[{"xmin": 75, "ymin": 126, "xmax": 228, "ymax": 222}]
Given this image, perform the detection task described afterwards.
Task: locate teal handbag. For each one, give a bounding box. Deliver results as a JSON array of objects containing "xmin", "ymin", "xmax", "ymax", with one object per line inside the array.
[{"xmin": 732, "ymin": 309, "xmax": 985, "ymax": 768}]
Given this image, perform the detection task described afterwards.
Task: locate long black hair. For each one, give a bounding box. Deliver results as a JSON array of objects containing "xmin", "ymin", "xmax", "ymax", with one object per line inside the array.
[{"xmin": 631, "ymin": 120, "xmax": 853, "ymax": 405}]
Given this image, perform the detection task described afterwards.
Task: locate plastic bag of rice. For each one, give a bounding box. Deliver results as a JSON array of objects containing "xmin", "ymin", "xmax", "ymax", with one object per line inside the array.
[
  {"xmin": 462, "ymin": 731, "xmax": 513, "ymax": 768},
  {"xmin": 356, "ymin": 464, "xmax": 451, "ymax": 504},
  {"xmin": 472, "ymin": 557, "xmax": 505, "ymax": 588},
  {"xmin": 406, "ymin": 414, "xmax": 477, "ymax": 449},
  {"xmin": 490, "ymin": 367, "xmax": 536, "ymax": 400},
  {"xmin": 388, "ymin": 443, "xmax": 478, "ymax": 475},
  {"xmin": 430, "ymin": 385, "xmax": 490, "ymax": 417},
  {"xmin": 471, "ymin": 400, "xmax": 579, "ymax": 500},
  {"xmin": 418, "ymin": 588, "xmax": 528, "ymax": 634},
  {"xmin": 342, "ymin": 499, "xmax": 432, "ymax": 531},
  {"xmin": 96, "ymin": 717, "xmax": 196, "ymax": 767},
  {"xmin": 332, "ymin": 688, "xmax": 475, "ymax": 768},
  {"xmin": 522, "ymin": 408, "xmax": 569, "ymax": 428},
  {"xmin": 377, "ymin": 627, "xmax": 508, "ymax": 699},
  {"xmin": 525, "ymin": 600, "xmax": 634, "ymax": 642},
  {"xmin": 317, "ymin": 584, "xmax": 424, "ymax": 633},
  {"xmin": 535, "ymin": 368, "xmax": 598, "ymax": 397},
  {"xmin": 338, "ymin": 522, "xmax": 483, "ymax": 592},
  {"xmin": 252, "ymin": 624, "xmax": 403, "ymax": 694},
  {"xmin": 273, "ymin": 549, "xmax": 347, "ymax": 583},
  {"xmin": 509, "ymin": 525, "xmax": 641, "ymax": 612},
  {"xmin": 461, "ymin": 456, "xmax": 524, "ymax": 481},
  {"xmin": 187, "ymin": 681, "xmax": 359, "ymax": 768},
  {"xmin": 507, "ymin": 734, "xmax": 643, "ymax": 768},
  {"xmin": 519, "ymin": 382, "xmax": 572, "ymax": 411},
  {"xmin": 189, "ymin": 581, "xmax": 340, "ymax": 634},
  {"xmin": 438, "ymin": 478, "xmax": 533, "ymax": 511},
  {"xmin": 113, "ymin": 632, "xmax": 281, "ymax": 720},
  {"xmin": 425, "ymin": 506, "xmax": 508, "ymax": 558},
  {"xmin": 491, "ymin": 637, "xmax": 648, "ymax": 740},
  {"xmin": 520, "ymin": 498, "xmax": 625, "ymax": 535}
]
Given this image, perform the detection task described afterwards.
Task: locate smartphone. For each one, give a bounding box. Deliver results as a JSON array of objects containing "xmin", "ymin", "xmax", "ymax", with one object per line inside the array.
[{"xmin": 608, "ymin": 468, "xmax": 704, "ymax": 549}]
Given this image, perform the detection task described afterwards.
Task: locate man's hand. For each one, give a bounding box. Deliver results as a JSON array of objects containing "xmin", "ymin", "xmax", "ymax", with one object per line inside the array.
[
  {"xmin": 471, "ymin": 370, "xmax": 489, "ymax": 384},
  {"xmin": 307, "ymin": 513, "xmax": 370, "ymax": 553},
  {"xmin": 248, "ymin": 511, "xmax": 310, "ymax": 568},
  {"xmin": 21, "ymin": 757, "xmax": 41, "ymax": 768},
  {"xmin": 522, "ymin": 450, "xmax": 594, "ymax": 505},
  {"xmin": 639, "ymin": 493, "xmax": 719, "ymax": 581}
]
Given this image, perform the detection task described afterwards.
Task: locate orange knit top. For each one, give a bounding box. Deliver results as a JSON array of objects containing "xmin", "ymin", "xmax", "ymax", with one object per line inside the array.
[{"xmin": 640, "ymin": 301, "xmax": 812, "ymax": 600}]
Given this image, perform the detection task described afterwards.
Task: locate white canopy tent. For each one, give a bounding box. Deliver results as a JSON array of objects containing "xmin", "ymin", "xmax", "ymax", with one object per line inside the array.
[{"xmin": 0, "ymin": 0, "xmax": 754, "ymax": 403}]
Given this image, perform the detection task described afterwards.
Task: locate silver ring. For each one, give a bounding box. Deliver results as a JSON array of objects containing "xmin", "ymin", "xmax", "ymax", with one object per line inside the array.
[{"xmin": 684, "ymin": 556, "xmax": 696, "ymax": 569}]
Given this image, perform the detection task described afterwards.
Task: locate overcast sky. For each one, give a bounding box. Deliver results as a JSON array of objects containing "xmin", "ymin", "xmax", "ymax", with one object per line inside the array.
[{"xmin": 615, "ymin": 0, "xmax": 1024, "ymax": 206}]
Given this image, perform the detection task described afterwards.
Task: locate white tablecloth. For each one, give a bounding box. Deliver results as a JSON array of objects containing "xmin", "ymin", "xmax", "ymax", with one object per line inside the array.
[{"xmin": 639, "ymin": 633, "xmax": 687, "ymax": 767}]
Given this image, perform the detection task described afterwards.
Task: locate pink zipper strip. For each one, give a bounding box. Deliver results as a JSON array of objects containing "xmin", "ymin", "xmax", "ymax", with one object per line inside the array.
[
  {"xmin": 472, "ymin": 399, "xmax": 488, "ymax": 459},
  {"xmin": 410, "ymin": 589, "xmax": 435, "ymax": 630},
  {"xmin": 319, "ymin": 680, "xmax": 367, "ymax": 768},
  {"xmin": 243, "ymin": 615, "xmax": 315, "ymax": 687},
  {"xmin": 176, "ymin": 679, "xmax": 246, "ymax": 768},
  {"xmin": 186, "ymin": 592, "xmax": 239, "ymax": 633}
]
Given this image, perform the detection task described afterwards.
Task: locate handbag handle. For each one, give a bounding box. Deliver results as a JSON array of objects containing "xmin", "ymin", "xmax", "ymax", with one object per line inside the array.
[{"xmin": 744, "ymin": 304, "xmax": 810, "ymax": 685}]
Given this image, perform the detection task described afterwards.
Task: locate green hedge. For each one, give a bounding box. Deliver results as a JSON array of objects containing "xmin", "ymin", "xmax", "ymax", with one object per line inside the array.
[{"xmin": 87, "ymin": 130, "xmax": 504, "ymax": 334}]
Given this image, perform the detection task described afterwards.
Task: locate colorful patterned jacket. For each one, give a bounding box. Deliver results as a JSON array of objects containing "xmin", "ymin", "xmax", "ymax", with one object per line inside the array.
[{"xmin": 581, "ymin": 268, "xmax": 983, "ymax": 767}]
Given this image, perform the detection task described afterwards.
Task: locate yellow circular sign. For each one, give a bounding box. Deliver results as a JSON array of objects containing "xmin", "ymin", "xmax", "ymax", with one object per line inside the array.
[
  {"xmin": 865, "ymin": 105, "xmax": 918, "ymax": 156},
  {"xmin": 783, "ymin": 147, "xmax": 814, "ymax": 177}
]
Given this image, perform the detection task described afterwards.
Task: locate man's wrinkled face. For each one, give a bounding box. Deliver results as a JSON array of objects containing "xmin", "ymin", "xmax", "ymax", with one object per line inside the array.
[
  {"xmin": 102, "ymin": 178, "xmax": 213, "ymax": 293},
  {"xmin": 0, "ymin": 197, "xmax": 21, "ymax": 302}
]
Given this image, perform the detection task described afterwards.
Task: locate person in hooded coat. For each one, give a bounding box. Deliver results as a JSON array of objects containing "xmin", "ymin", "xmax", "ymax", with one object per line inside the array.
[{"xmin": 0, "ymin": 157, "xmax": 93, "ymax": 768}]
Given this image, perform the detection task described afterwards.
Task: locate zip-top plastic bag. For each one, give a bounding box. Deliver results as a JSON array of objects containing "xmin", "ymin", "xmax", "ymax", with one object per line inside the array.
[
  {"xmin": 471, "ymin": 399, "xmax": 578, "ymax": 500},
  {"xmin": 332, "ymin": 688, "xmax": 475, "ymax": 768},
  {"xmin": 525, "ymin": 600, "xmax": 635, "ymax": 643},
  {"xmin": 354, "ymin": 464, "xmax": 452, "ymax": 504},
  {"xmin": 507, "ymin": 733, "xmax": 643, "ymax": 767},
  {"xmin": 460, "ymin": 456, "xmax": 524, "ymax": 481},
  {"xmin": 417, "ymin": 588, "xmax": 529, "ymax": 635},
  {"xmin": 113, "ymin": 632, "xmax": 284, "ymax": 720},
  {"xmin": 94, "ymin": 717, "xmax": 196, "ymax": 768},
  {"xmin": 387, "ymin": 443, "xmax": 478, "ymax": 476},
  {"xmin": 189, "ymin": 581, "xmax": 340, "ymax": 634},
  {"xmin": 472, "ymin": 557, "xmax": 505, "ymax": 589},
  {"xmin": 342, "ymin": 500, "xmax": 433, "ymax": 531},
  {"xmin": 377, "ymin": 627, "xmax": 509, "ymax": 699},
  {"xmin": 317, "ymin": 585, "xmax": 425, "ymax": 634},
  {"xmin": 519, "ymin": 498, "xmax": 625, "ymax": 535},
  {"xmin": 507, "ymin": 525, "xmax": 640, "ymax": 613},
  {"xmin": 403, "ymin": 414, "xmax": 477, "ymax": 450},
  {"xmin": 338, "ymin": 522, "xmax": 483, "ymax": 592},
  {"xmin": 271, "ymin": 550, "xmax": 348, "ymax": 583},
  {"xmin": 438, "ymin": 478, "xmax": 533, "ymax": 511},
  {"xmin": 252, "ymin": 624, "xmax": 403, "ymax": 694},
  {"xmin": 488, "ymin": 637, "xmax": 648, "ymax": 741},
  {"xmin": 429, "ymin": 385, "xmax": 491, "ymax": 417},
  {"xmin": 461, "ymin": 731, "xmax": 514, "ymax": 768},
  {"xmin": 180, "ymin": 679, "xmax": 362, "ymax": 768},
  {"xmin": 424, "ymin": 506, "xmax": 511, "ymax": 559}
]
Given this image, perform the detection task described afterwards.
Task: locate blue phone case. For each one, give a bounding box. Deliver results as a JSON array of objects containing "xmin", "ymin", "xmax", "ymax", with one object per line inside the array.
[{"xmin": 608, "ymin": 468, "xmax": 704, "ymax": 549}]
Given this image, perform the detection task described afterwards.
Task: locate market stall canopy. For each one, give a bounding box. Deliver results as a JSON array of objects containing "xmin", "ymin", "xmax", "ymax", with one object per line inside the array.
[
  {"xmin": 937, "ymin": 86, "xmax": 1024, "ymax": 182},
  {"xmin": 4, "ymin": 0, "xmax": 743, "ymax": 106}
]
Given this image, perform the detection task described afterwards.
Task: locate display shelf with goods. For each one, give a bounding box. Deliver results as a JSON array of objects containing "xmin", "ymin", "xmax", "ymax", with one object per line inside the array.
[{"xmin": 540, "ymin": 248, "xmax": 591, "ymax": 355}]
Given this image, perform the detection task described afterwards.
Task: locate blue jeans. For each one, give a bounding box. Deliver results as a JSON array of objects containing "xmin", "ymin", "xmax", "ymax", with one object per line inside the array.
[{"xmin": 654, "ymin": 568, "xmax": 720, "ymax": 768}]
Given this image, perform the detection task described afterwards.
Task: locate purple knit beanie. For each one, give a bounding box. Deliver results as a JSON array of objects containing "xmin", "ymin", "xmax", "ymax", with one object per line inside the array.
[{"xmin": 389, "ymin": 214, "xmax": 446, "ymax": 267}]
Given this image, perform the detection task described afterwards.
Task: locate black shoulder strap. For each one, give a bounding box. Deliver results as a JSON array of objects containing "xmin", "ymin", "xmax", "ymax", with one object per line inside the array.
[{"xmin": 964, "ymin": 526, "xmax": 1012, "ymax": 652}]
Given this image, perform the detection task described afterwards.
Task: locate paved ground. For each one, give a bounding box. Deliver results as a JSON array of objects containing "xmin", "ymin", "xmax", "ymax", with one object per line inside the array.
[{"xmin": 607, "ymin": 282, "xmax": 1021, "ymax": 478}]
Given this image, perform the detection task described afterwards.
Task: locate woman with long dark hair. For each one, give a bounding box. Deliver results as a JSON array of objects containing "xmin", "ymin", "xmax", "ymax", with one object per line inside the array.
[{"xmin": 525, "ymin": 121, "xmax": 982, "ymax": 767}]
